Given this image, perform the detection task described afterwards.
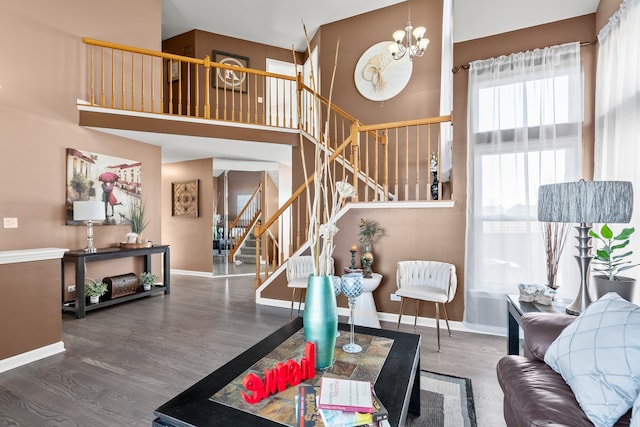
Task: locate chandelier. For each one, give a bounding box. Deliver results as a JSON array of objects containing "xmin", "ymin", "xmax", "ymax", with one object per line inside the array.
[{"xmin": 389, "ymin": 3, "xmax": 429, "ymax": 61}]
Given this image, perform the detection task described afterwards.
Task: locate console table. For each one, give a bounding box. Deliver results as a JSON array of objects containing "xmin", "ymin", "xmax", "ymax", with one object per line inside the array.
[
  {"xmin": 61, "ymin": 245, "xmax": 170, "ymax": 319},
  {"xmin": 153, "ymin": 317, "xmax": 421, "ymax": 427}
]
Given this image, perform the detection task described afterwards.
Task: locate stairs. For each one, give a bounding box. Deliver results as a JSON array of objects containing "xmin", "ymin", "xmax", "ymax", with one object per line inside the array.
[{"xmin": 234, "ymin": 232, "xmax": 257, "ymax": 264}]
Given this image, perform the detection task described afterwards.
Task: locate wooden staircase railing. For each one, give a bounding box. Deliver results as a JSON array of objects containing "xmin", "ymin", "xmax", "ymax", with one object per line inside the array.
[
  {"xmin": 82, "ymin": 38, "xmax": 299, "ymax": 128},
  {"xmin": 79, "ymin": 38, "xmax": 454, "ymax": 286},
  {"xmin": 228, "ymin": 183, "xmax": 262, "ymax": 263}
]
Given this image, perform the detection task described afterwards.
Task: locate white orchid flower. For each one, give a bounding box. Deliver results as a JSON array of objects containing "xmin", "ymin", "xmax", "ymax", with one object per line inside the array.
[{"xmin": 336, "ymin": 181, "xmax": 356, "ymax": 199}]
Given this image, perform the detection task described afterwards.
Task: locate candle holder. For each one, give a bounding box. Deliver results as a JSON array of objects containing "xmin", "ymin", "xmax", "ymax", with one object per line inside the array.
[{"xmin": 349, "ymin": 249, "xmax": 358, "ymax": 270}]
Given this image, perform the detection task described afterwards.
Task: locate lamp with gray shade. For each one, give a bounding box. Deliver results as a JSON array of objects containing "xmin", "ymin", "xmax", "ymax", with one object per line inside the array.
[
  {"xmin": 537, "ymin": 180, "xmax": 633, "ymax": 315},
  {"xmin": 73, "ymin": 201, "xmax": 106, "ymax": 253}
]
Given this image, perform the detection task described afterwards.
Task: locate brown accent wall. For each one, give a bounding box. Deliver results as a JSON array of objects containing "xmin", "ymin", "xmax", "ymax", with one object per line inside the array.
[
  {"xmin": 162, "ymin": 29, "xmax": 305, "ymax": 117},
  {"xmin": 0, "ymin": 1, "xmax": 162, "ymax": 254},
  {"xmin": 318, "ymin": 0, "xmax": 443, "ymax": 123},
  {"xmin": 162, "ymin": 159, "xmax": 214, "ymax": 272},
  {"xmin": 0, "ymin": 0, "xmax": 163, "ymax": 341},
  {"xmin": 0, "ymin": 259, "xmax": 61, "ymax": 360}
]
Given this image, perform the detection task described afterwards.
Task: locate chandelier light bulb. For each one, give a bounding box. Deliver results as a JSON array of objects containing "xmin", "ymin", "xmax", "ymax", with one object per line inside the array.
[
  {"xmin": 390, "ymin": 7, "xmax": 428, "ymax": 61},
  {"xmin": 392, "ymin": 29, "xmax": 406, "ymax": 43},
  {"xmin": 412, "ymin": 26, "xmax": 426, "ymax": 40}
]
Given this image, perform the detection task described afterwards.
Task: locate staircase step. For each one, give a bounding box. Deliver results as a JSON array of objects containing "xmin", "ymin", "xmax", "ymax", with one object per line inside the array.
[{"xmin": 235, "ymin": 253, "xmax": 256, "ymax": 264}]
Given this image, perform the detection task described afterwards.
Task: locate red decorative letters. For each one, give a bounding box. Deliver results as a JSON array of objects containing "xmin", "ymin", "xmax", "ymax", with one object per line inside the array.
[{"xmin": 240, "ymin": 341, "xmax": 316, "ymax": 404}]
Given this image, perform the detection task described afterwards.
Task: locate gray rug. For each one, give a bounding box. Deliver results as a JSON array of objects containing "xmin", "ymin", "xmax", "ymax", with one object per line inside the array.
[{"xmin": 404, "ymin": 370, "xmax": 477, "ymax": 427}]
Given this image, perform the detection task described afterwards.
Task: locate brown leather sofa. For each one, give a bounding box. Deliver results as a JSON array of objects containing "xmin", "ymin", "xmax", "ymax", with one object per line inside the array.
[{"xmin": 496, "ymin": 312, "xmax": 632, "ymax": 426}]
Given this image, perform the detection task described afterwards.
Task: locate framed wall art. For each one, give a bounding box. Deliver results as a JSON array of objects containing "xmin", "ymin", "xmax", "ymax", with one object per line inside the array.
[
  {"xmin": 213, "ymin": 51, "xmax": 249, "ymax": 93},
  {"xmin": 65, "ymin": 148, "xmax": 142, "ymax": 226},
  {"xmin": 172, "ymin": 180, "xmax": 199, "ymax": 217}
]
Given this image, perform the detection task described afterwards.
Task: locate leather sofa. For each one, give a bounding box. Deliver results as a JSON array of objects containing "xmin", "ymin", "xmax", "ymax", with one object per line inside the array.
[{"xmin": 496, "ymin": 312, "xmax": 632, "ymax": 426}]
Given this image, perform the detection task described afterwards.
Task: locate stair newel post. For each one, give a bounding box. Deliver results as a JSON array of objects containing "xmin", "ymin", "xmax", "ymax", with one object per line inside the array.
[
  {"xmin": 254, "ymin": 223, "xmax": 262, "ymax": 287},
  {"xmin": 203, "ymin": 55, "xmax": 211, "ymax": 119},
  {"xmin": 296, "ymin": 72, "xmax": 304, "ymax": 133},
  {"xmin": 350, "ymin": 120, "xmax": 360, "ymax": 202}
]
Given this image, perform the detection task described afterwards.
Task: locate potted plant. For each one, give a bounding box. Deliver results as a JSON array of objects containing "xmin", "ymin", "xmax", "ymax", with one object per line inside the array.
[
  {"xmin": 139, "ymin": 272, "xmax": 158, "ymax": 291},
  {"xmin": 85, "ymin": 280, "xmax": 108, "ymax": 304},
  {"xmin": 128, "ymin": 200, "xmax": 149, "ymax": 244},
  {"xmin": 590, "ymin": 224, "xmax": 638, "ymax": 301}
]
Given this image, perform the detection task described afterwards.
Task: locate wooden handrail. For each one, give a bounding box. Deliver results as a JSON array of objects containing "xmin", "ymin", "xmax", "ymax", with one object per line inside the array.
[
  {"xmin": 358, "ymin": 115, "xmax": 453, "ymax": 132},
  {"xmin": 83, "ymin": 38, "xmax": 297, "ymax": 81}
]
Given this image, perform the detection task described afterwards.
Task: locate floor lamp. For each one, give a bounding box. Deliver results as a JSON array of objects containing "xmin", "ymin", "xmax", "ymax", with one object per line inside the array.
[
  {"xmin": 73, "ymin": 200, "xmax": 106, "ymax": 253},
  {"xmin": 537, "ymin": 180, "xmax": 633, "ymax": 315}
]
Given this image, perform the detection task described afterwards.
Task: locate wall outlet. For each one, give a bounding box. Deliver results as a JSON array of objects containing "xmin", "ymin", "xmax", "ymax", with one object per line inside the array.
[
  {"xmin": 3, "ymin": 217, "xmax": 18, "ymax": 228},
  {"xmin": 68, "ymin": 285, "xmax": 76, "ymax": 292},
  {"xmin": 390, "ymin": 293, "xmax": 401, "ymax": 302}
]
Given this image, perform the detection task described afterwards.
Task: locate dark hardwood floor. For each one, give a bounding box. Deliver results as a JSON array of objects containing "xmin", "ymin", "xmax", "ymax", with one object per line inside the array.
[{"xmin": 0, "ymin": 274, "xmax": 506, "ymax": 426}]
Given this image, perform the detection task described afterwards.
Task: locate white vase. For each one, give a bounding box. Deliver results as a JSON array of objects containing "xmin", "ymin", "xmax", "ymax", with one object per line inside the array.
[
  {"xmin": 89, "ymin": 295, "xmax": 99, "ymax": 304},
  {"xmin": 143, "ymin": 284, "xmax": 151, "ymax": 291}
]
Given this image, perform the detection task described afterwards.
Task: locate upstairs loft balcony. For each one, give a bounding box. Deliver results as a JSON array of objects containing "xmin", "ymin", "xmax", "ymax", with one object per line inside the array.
[{"xmin": 78, "ymin": 38, "xmax": 454, "ymax": 205}]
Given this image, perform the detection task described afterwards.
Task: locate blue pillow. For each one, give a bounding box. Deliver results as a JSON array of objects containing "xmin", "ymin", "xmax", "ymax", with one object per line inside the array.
[{"xmin": 544, "ymin": 292, "xmax": 640, "ymax": 427}]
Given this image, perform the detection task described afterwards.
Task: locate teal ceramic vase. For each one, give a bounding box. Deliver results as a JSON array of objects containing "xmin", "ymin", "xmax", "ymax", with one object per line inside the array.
[{"xmin": 303, "ymin": 275, "xmax": 338, "ymax": 369}]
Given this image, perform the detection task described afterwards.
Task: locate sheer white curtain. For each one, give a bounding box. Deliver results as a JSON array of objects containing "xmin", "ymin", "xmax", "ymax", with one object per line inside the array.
[
  {"xmin": 594, "ymin": 0, "xmax": 640, "ymax": 282},
  {"xmin": 465, "ymin": 42, "xmax": 583, "ymax": 334}
]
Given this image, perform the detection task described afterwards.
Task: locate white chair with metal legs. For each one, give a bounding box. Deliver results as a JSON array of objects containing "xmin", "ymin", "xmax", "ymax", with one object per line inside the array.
[
  {"xmin": 286, "ymin": 256, "xmax": 315, "ymax": 319},
  {"xmin": 286, "ymin": 255, "xmax": 335, "ymax": 319},
  {"xmin": 395, "ymin": 260, "xmax": 457, "ymax": 352}
]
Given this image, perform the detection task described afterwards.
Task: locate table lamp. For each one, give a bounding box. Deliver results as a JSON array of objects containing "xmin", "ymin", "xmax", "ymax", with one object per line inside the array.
[
  {"xmin": 73, "ymin": 200, "xmax": 106, "ymax": 252},
  {"xmin": 537, "ymin": 180, "xmax": 633, "ymax": 315}
]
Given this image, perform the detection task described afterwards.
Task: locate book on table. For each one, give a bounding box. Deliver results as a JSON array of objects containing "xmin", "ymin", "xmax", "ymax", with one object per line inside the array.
[
  {"xmin": 318, "ymin": 378, "xmax": 374, "ymax": 413},
  {"xmin": 297, "ymin": 385, "xmax": 388, "ymax": 427}
]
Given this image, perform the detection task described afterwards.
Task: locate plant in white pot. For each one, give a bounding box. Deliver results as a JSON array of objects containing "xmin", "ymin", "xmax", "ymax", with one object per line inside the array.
[
  {"xmin": 85, "ymin": 280, "xmax": 108, "ymax": 304},
  {"xmin": 128, "ymin": 200, "xmax": 149, "ymax": 244},
  {"xmin": 139, "ymin": 272, "xmax": 158, "ymax": 291},
  {"xmin": 590, "ymin": 224, "xmax": 638, "ymax": 301}
]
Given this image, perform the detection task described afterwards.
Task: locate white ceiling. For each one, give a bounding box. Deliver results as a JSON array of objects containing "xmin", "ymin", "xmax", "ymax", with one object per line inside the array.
[
  {"xmin": 129, "ymin": 0, "xmax": 601, "ymax": 167},
  {"xmin": 162, "ymin": 0, "xmax": 600, "ymax": 46}
]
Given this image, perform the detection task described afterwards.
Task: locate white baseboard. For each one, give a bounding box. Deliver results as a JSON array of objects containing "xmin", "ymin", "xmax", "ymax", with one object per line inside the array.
[
  {"xmin": 256, "ymin": 297, "xmax": 495, "ymax": 335},
  {"xmin": 0, "ymin": 341, "xmax": 65, "ymax": 374}
]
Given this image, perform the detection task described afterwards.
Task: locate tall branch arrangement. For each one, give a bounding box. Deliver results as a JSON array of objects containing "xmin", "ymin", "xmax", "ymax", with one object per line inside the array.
[
  {"xmin": 293, "ymin": 26, "xmax": 354, "ymax": 277},
  {"xmin": 541, "ymin": 222, "xmax": 570, "ymax": 289}
]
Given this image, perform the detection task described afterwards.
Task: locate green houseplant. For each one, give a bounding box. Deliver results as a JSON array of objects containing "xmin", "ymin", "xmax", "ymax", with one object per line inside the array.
[
  {"xmin": 128, "ymin": 200, "xmax": 149, "ymax": 241},
  {"xmin": 589, "ymin": 224, "xmax": 638, "ymax": 301},
  {"xmin": 85, "ymin": 280, "xmax": 108, "ymax": 304},
  {"xmin": 139, "ymin": 272, "xmax": 158, "ymax": 291}
]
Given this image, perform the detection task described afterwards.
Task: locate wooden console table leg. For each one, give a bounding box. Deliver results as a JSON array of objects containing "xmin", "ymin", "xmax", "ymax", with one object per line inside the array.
[{"xmin": 163, "ymin": 248, "xmax": 170, "ymax": 294}]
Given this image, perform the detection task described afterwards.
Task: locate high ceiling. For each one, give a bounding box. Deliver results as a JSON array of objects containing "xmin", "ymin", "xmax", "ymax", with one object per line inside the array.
[
  {"xmin": 162, "ymin": 0, "xmax": 600, "ymax": 47},
  {"xmin": 147, "ymin": 0, "xmax": 601, "ymax": 166}
]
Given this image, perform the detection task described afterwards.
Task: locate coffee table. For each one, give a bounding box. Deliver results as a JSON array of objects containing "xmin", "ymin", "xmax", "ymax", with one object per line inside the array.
[{"xmin": 153, "ymin": 317, "xmax": 421, "ymax": 426}]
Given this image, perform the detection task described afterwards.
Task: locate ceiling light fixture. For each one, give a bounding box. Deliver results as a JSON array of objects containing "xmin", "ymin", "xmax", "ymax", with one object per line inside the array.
[{"xmin": 389, "ymin": 2, "xmax": 429, "ymax": 61}]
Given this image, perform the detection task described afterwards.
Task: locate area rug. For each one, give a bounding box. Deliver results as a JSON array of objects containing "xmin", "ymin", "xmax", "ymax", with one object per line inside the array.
[{"xmin": 404, "ymin": 370, "xmax": 477, "ymax": 427}]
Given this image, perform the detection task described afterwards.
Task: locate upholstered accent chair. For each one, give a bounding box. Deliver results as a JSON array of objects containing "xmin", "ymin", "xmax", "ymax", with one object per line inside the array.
[
  {"xmin": 395, "ymin": 260, "xmax": 458, "ymax": 351},
  {"xmin": 286, "ymin": 256, "xmax": 335, "ymax": 319}
]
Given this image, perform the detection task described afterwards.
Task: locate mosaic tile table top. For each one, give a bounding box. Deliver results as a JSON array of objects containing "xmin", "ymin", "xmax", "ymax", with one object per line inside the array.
[{"xmin": 210, "ymin": 329, "xmax": 394, "ymax": 426}]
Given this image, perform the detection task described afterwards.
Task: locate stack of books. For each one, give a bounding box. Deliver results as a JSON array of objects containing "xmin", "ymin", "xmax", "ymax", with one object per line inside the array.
[{"xmin": 296, "ymin": 378, "xmax": 389, "ymax": 427}]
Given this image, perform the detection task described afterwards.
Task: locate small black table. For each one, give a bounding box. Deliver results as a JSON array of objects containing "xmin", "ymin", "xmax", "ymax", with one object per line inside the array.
[
  {"xmin": 153, "ymin": 318, "xmax": 421, "ymax": 427},
  {"xmin": 507, "ymin": 294, "xmax": 572, "ymax": 355}
]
